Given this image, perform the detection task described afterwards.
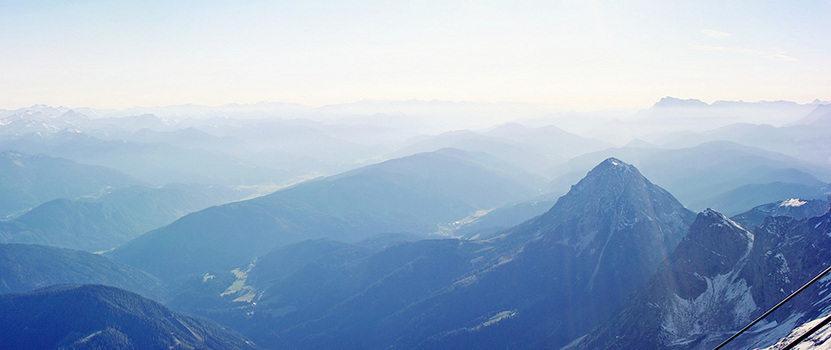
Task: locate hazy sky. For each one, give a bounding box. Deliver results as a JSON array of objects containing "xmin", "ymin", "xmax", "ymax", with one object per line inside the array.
[{"xmin": 1, "ymin": 0, "xmax": 829, "ymax": 110}]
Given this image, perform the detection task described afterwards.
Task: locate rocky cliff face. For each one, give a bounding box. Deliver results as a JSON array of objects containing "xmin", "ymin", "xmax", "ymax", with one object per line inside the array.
[{"xmin": 572, "ymin": 208, "xmax": 831, "ymax": 350}]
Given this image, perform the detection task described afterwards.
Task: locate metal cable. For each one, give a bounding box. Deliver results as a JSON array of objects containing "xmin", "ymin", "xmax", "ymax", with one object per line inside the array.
[
  {"xmin": 713, "ymin": 265, "xmax": 831, "ymax": 350},
  {"xmin": 781, "ymin": 313, "xmax": 831, "ymax": 350}
]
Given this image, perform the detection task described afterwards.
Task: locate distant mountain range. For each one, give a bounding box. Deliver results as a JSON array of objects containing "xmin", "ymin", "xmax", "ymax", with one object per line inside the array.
[
  {"xmin": 638, "ymin": 97, "xmax": 822, "ymax": 128},
  {"xmin": 0, "ymin": 107, "xmax": 375, "ymax": 186},
  {"xmin": 390, "ymin": 123, "xmax": 611, "ymax": 177},
  {"xmin": 656, "ymin": 103, "xmax": 831, "ymax": 168},
  {"xmin": 0, "ymin": 131, "xmax": 285, "ymax": 185}
]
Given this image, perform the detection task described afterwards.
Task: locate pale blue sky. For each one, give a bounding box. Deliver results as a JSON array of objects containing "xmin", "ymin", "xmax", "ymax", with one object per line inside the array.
[{"xmin": 1, "ymin": 0, "xmax": 828, "ymax": 110}]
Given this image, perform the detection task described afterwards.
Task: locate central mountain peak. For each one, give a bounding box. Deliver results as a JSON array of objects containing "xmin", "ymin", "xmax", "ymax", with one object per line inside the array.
[
  {"xmin": 536, "ymin": 158, "xmax": 691, "ymax": 244},
  {"xmin": 565, "ymin": 157, "xmax": 647, "ymax": 202},
  {"xmin": 511, "ymin": 157, "xmax": 695, "ymax": 298},
  {"xmin": 483, "ymin": 157, "xmax": 696, "ymax": 346}
]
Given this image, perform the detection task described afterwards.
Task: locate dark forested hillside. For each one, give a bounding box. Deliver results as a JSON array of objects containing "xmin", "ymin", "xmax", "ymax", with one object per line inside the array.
[
  {"xmin": 0, "ymin": 243, "xmax": 166, "ymax": 301},
  {"xmin": 0, "ymin": 284, "xmax": 258, "ymax": 350}
]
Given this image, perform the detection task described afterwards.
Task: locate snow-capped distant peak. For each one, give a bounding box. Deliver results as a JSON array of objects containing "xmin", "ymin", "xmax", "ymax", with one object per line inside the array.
[{"xmin": 780, "ymin": 198, "xmax": 807, "ymax": 207}]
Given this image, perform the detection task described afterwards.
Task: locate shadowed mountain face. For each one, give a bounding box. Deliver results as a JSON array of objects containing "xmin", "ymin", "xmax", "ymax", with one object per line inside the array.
[
  {"xmin": 572, "ymin": 208, "xmax": 831, "ymax": 350},
  {"xmin": 109, "ymin": 148, "xmax": 538, "ymax": 282},
  {"xmin": 0, "ymin": 244, "xmax": 166, "ymax": 301},
  {"xmin": 179, "ymin": 158, "xmax": 695, "ymax": 349},
  {"xmin": 0, "ymin": 284, "xmax": 258, "ymax": 350}
]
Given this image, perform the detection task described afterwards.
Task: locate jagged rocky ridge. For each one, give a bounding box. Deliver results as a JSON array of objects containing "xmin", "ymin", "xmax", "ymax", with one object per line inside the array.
[{"xmin": 571, "ymin": 208, "xmax": 831, "ymax": 349}]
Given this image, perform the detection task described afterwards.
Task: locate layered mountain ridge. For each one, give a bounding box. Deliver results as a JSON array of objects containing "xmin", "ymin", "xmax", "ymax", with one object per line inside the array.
[
  {"xmin": 0, "ymin": 184, "xmax": 252, "ymax": 252},
  {"xmin": 175, "ymin": 157, "xmax": 697, "ymax": 349},
  {"xmin": 4, "ymin": 98, "xmax": 831, "ymax": 348},
  {"xmin": 109, "ymin": 148, "xmax": 538, "ymax": 282},
  {"xmin": 0, "ymin": 151, "xmax": 140, "ymax": 217}
]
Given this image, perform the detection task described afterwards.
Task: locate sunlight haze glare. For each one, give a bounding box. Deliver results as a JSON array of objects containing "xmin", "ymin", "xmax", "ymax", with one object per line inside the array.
[{"xmin": 0, "ymin": 0, "xmax": 828, "ymax": 110}]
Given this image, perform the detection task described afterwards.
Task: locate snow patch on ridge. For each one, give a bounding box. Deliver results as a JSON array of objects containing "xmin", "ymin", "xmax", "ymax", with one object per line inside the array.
[
  {"xmin": 662, "ymin": 274, "xmax": 758, "ymax": 345},
  {"xmin": 464, "ymin": 310, "xmax": 517, "ymax": 333},
  {"xmin": 74, "ymin": 330, "xmax": 104, "ymax": 345},
  {"xmin": 702, "ymin": 208, "xmax": 749, "ymax": 232},
  {"xmin": 781, "ymin": 198, "xmax": 808, "ymax": 207}
]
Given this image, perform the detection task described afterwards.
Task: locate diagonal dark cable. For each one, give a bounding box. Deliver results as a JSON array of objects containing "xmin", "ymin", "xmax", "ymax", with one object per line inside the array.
[
  {"xmin": 781, "ymin": 313, "xmax": 831, "ymax": 350},
  {"xmin": 713, "ymin": 265, "xmax": 831, "ymax": 350}
]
